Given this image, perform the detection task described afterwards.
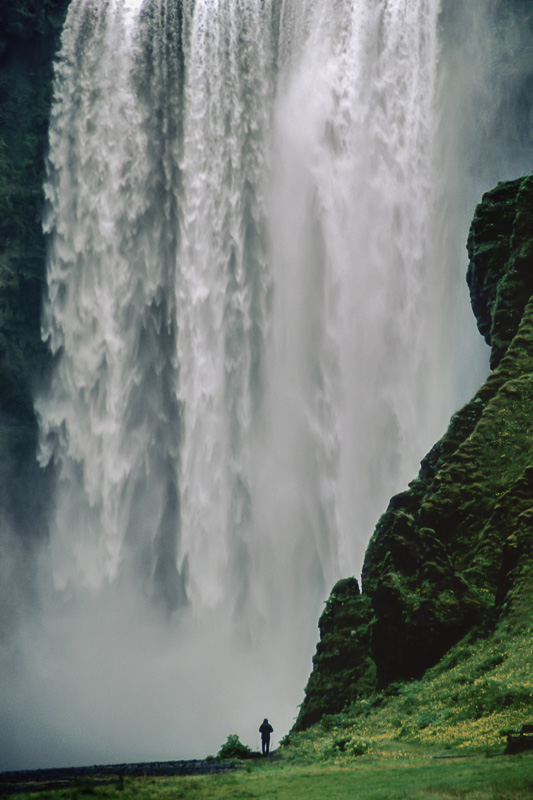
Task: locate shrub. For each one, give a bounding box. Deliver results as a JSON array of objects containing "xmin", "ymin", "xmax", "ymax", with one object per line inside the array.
[
  {"xmin": 416, "ymin": 712, "xmax": 436, "ymax": 730},
  {"xmin": 347, "ymin": 736, "xmax": 370, "ymax": 756},
  {"xmin": 401, "ymin": 695, "xmax": 417, "ymax": 712},
  {"xmin": 321, "ymin": 714, "xmax": 344, "ymax": 731},
  {"xmin": 326, "ymin": 734, "xmax": 370, "ymax": 758},
  {"xmin": 217, "ymin": 734, "xmax": 253, "ymax": 760}
]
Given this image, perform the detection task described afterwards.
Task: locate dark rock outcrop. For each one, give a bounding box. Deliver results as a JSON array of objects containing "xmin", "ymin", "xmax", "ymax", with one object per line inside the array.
[
  {"xmin": 0, "ymin": 0, "xmax": 70, "ymax": 452},
  {"xmin": 0, "ymin": 1, "xmax": 70, "ymax": 637},
  {"xmin": 0, "ymin": 0, "xmax": 69, "ymax": 536},
  {"xmin": 295, "ymin": 174, "xmax": 533, "ymax": 729},
  {"xmin": 294, "ymin": 578, "xmax": 376, "ymax": 730},
  {"xmin": 467, "ymin": 176, "xmax": 533, "ymax": 369}
]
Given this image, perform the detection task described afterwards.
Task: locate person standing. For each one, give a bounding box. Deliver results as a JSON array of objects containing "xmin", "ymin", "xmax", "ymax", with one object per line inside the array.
[{"xmin": 259, "ymin": 718, "xmax": 274, "ymax": 756}]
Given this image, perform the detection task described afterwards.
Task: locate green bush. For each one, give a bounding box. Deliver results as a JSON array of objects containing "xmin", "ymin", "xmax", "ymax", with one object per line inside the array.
[
  {"xmin": 416, "ymin": 712, "xmax": 436, "ymax": 730},
  {"xmin": 321, "ymin": 714, "xmax": 344, "ymax": 731},
  {"xmin": 217, "ymin": 734, "xmax": 253, "ymax": 760},
  {"xmin": 325, "ymin": 734, "xmax": 369, "ymax": 758}
]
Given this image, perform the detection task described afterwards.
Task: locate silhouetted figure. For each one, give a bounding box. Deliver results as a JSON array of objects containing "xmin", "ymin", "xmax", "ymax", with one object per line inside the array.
[{"xmin": 259, "ymin": 718, "xmax": 274, "ymax": 755}]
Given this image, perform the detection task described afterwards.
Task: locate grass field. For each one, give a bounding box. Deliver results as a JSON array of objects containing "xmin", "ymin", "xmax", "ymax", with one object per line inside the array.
[{"xmin": 7, "ymin": 751, "xmax": 533, "ymax": 800}]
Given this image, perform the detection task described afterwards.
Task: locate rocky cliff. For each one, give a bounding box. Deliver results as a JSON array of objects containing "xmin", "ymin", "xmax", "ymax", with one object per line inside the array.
[
  {"xmin": 295, "ymin": 175, "xmax": 533, "ymax": 731},
  {"xmin": 0, "ymin": 0, "xmax": 69, "ymax": 538}
]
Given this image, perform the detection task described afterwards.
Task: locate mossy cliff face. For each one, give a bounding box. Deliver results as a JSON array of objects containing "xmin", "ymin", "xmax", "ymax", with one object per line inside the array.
[
  {"xmin": 295, "ymin": 174, "xmax": 533, "ymax": 731},
  {"xmin": 467, "ymin": 177, "xmax": 533, "ymax": 369},
  {"xmin": 295, "ymin": 578, "xmax": 376, "ymax": 730},
  {"xmin": 0, "ymin": 1, "xmax": 69, "ymax": 544}
]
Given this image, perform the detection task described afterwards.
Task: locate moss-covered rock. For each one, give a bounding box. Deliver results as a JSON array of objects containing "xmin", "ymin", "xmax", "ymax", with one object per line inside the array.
[
  {"xmin": 294, "ymin": 578, "xmax": 376, "ymax": 731},
  {"xmin": 296, "ymin": 173, "xmax": 533, "ymax": 729},
  {"xmin": 467, "ymin": 176, "xmax": 533, "ymax": 369}
]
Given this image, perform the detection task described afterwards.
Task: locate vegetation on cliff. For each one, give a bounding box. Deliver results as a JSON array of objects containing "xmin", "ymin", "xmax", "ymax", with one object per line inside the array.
[{"xmin": 295, "ymin": 175, "xmax": 533, "ymax": 742}]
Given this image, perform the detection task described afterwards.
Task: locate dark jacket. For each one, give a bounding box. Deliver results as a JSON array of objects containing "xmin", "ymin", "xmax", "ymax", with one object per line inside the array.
[{"xmin": 259, "ymin": 721, "xmax": 273, "ymax": 739}]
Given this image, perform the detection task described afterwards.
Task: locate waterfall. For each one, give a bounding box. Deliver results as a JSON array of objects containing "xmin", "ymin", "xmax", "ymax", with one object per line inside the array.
[
  {"xmin": 268, "ymin": 0, "xmax": 447, "ymax": 576},
  {"xmin": 38, "ymin": 0, "xmax": 448, "ymax": 617},
  {"xmin": 6, "ymin": 0, "xmax": 502, "ymax": 768}
]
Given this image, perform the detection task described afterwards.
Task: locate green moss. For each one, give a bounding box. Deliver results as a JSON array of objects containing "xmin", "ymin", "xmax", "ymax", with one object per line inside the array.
[
  {"xmin": 298, "ymin": 173, "xmax": 533, "ymax": 734},
  {"xmin": 294, "ymin": 578, "xmax": 376, "ymax": 731},
  {"xmin": 289, "ymin": 606, "xmax": 533, "ymax": 758},
  {"xmin": 467, "ymin": 175, "xmax": 533, "ymax": 368}
]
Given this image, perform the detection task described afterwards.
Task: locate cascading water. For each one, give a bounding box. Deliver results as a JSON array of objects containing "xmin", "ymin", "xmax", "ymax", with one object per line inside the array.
[
  {"xmin": 37, "ymin": 0, "xmax": 186, "ymax": 606},
  {"xmin": 39, "ymin": 0, "xmax": 449, "ymax": 617},
  {"xmin": 7, "ymin": 0, "xmax": 522, "ymax": 770},
  {"xmin": 268, "ymin": 0, "xmax": 448, "ymax": 576}
]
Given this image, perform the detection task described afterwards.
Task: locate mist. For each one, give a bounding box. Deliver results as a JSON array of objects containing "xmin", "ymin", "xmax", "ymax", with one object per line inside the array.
[
  {"xmin": 1, "ymin": 581, "xmax": 304, "ymax": 769},
  {"xmin": 1, "ymin": 0, "xmax": 533, "ymax": 772}
]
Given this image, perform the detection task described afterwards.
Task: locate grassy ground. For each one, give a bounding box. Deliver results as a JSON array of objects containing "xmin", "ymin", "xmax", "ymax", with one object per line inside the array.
[
  {"xmin": 285, "ymin": 604, "xmax": 533, "ymax": 762},
  {"xmin": 7, "ymin": 752, "xmax": 533, "ymax": 800}
]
